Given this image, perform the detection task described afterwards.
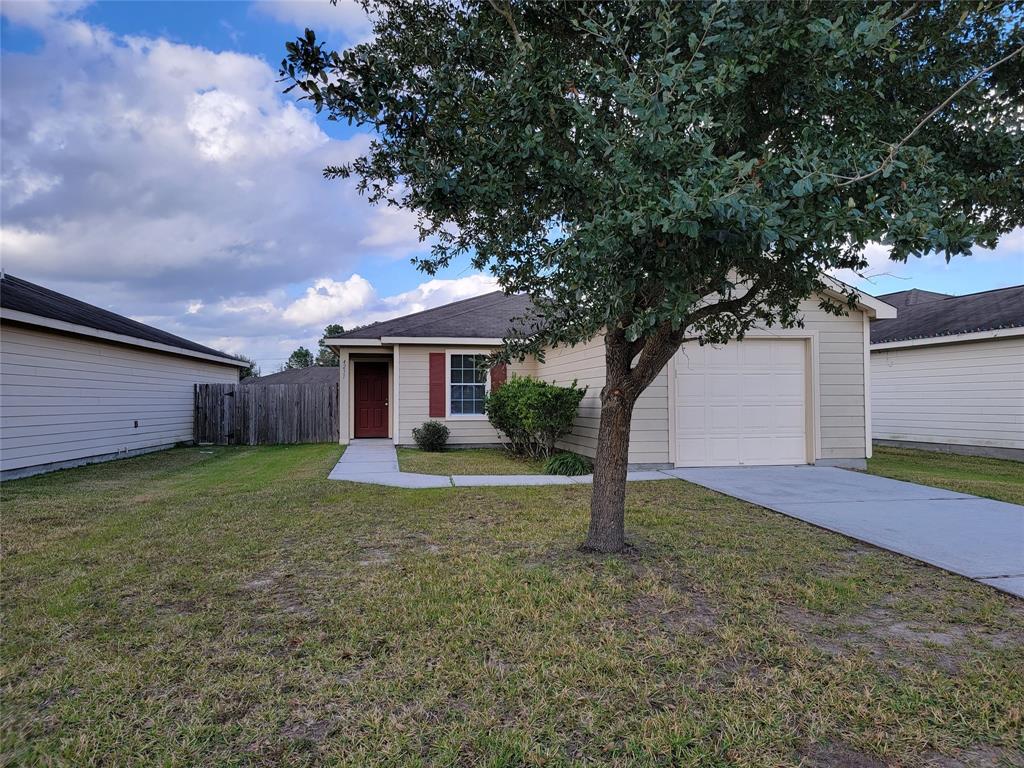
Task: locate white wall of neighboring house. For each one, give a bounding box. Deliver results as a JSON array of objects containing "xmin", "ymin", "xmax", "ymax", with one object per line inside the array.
[
  {"xmin": 871, "ymin": 335, "xmax": 1024, "ymax": 453},
  {"xmin": 0, "ymin": 323, "xmax": 239, "ymax": 478}
]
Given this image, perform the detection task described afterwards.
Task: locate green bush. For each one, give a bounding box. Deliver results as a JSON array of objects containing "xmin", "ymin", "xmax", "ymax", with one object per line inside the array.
[
  {"xmin": 485, "ymin": 377, "xmax": 586, "ymax": 458},
  {"xmin": 412, "ymin": 420, "xmax": 449, "ymax": 452},
  {"xmin": 544, "ymin": 452, "xmax": 593, "ymax": 476}
]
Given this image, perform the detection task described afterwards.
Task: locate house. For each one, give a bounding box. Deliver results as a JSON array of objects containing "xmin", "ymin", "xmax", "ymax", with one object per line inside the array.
[
  {"xmin": 0, "ymin": 273, "xmax": 247, "ymax": 479},
  {"xmin": 870, "ymin": 285, "xmax": 1024, "ymax": 460},
  {"xmin": 325, "ymin": 283, "xmax": 896, "ymax": 469},
  {"xmin": 241, "ymin": 366, "xmax": 339, "ymax": 385}
]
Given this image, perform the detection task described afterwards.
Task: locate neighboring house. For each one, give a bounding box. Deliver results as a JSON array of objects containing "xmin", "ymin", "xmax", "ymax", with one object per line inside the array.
[
  {"xmin": 241, "ymin": 367, "xmax": 339, "ymax": 385},
  {"xmin": 0, "ymin": 274, "xmax": 247, "ymax": 479},
  {"xmin": 870, "ymin": 285, "xmax": 1024, "ymax": 460},
  {"xmin": 325, "ymin": 284, "xmax": 896, "ymax": 469}
]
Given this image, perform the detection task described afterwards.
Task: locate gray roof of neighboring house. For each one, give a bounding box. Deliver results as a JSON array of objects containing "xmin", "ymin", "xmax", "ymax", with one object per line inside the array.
[
  {"xmin": 0, "ymin": 272, "xmax": 245, "ymax": 364},
  {"xmin": 241, "ymin": 366, "xmax": 339, "ymax": 385},
  {"xmin": 331, "ymin": 291, "xmax": 536, "ymax": 340},
  {"xmin": 872, "ymin": 288, "xmax": 952, "ymax": 310},
  {"xmin": 871, "ymin": 284, "xmax": 1024, "ymax": 344}
]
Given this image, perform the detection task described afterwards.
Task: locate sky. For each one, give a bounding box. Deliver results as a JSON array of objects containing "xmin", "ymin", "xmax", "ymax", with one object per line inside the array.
[{"xmin": 1, "ymin": 1, "xmax": 1021, "ymax": 371}]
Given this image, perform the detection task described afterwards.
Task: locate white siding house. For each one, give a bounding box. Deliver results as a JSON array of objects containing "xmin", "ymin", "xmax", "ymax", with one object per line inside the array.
[
  {"xmin": 326, "ymin": 284, "xmax": 895, "ymax": 469},
  {"xmin": 870, "ymin": 286, "xmax": 1024, "ymax": 460},
  {"xmin": 1, "ymin": 274, "xmax": 246, "ymax": 479}
]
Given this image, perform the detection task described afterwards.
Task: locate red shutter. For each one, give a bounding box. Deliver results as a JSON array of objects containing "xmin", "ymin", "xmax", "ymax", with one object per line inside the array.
[
  {"xmin": 428, "ymin": 352, "xmax": 446, "ymax": 417},
  {"xmin": 490, "ymin": 363, "xmax": 507, "ymax": 392}
]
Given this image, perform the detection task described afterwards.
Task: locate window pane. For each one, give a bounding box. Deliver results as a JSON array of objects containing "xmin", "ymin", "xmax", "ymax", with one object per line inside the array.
[{"xmin": 449, "ymin": 354, "xmax": 489, "ymax": 415}]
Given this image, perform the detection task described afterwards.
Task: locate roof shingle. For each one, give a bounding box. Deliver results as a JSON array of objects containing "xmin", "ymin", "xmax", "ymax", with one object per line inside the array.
[
  {"xmin": 331, "ymin": 291, "xmax": 536, "ymax": 340},
  {"xmin": 241, "ymin": 366, "xmax": 339, "ymax": 385},
  {"xmin": 1, "ymin": 273, "xmax": 244, "ymax": 364},
  {"xmin": 871, "ymin": 284, "xmax": 1024, "ymax": 344}
]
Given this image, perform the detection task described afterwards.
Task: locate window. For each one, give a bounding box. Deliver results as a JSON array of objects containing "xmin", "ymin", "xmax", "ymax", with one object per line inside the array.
[{"xmin": 449, "ymin": 353, "xmax": 488, "ymax": 415}]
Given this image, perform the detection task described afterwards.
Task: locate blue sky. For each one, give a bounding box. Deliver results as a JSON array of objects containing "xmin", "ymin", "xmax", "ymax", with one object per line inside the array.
[{"xmin": 1, "ymin": 1, "xmax": 1021, "ymax": 370}]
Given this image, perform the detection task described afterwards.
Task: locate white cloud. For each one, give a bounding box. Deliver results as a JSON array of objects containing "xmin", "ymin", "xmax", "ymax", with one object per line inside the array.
[
  {"xmin": 0, "ymin": 9, "xmax": 462, "ymax": 370},
  {"xmin": 280, "ymin": 272, "xmax": 498, "ymax": 328},
  {"xmin": 124, "ymin": 273, "xmax": 500, "ymax": 370},
  {"xmin": 373, "ymin": 274, "xmax": 499, "ymax": 319},
  {"xmin": 832, "ymin": 230, "xmax": 1023, "ymax": 294},
  {"xmin": 0, "ymin": 0, "xmax": 91, "ymax": 28},
  {"xmin": 972, "ymin": 227, "xmax": 1024, "ymax": 262},
  {"xmin": 282, "ymin": 274, "xmax": 376, "ymax": 326},
  {"xmin": 358, "ymin": 206, "xmax": 422, "ymax": 250},
  {"xmin": 0, "ymin": 14, "xmax": 422, "ymax": 296},
  {"xmin": 253, "ymin": 0, "xmax": 372, "ymax": 43}
]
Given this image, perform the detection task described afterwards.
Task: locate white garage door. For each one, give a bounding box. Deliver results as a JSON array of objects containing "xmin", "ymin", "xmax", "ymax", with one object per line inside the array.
[{"xmin": 674, "ymin": 339, "xmax": 808, "ymax": 467}]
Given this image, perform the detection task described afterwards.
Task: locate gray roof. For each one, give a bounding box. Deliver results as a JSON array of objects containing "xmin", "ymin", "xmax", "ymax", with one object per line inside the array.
[
  {"xmin": 0, "ymin": 272, "xmax": 245, "ymax": 364},
  {"xmin": 241, "ymin": 366, "xmax": 339, "ymax": 385},
  {"xmin": 872, "ymin": 288, "xmax": 952, "ymax": 311},
  {"xmin": 871, "ymin": 284, "xmax": 1024, "ymax": 344},
  {"xmin": 332, "ymin": 291, "xmax": 536, "ymax": 340}
]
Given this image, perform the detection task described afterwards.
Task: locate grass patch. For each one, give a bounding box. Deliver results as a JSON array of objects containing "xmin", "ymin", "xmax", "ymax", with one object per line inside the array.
[
  {"xmin": 867, "ymin": 446, "xmax": 1024, "ymax": 505},
  {"xmin": 3, "ymin": 445, "xmax": 1023, "ymax": 766},
  {"xmin": 397, "ymin": 446, "xmax": 545, "ymax": 475}
]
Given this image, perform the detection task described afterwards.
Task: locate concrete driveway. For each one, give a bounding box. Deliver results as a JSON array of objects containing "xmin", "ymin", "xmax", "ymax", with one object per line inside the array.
[{"xmin": 664, "ymin": 465, "xmax": 1024, "ymax": 598}]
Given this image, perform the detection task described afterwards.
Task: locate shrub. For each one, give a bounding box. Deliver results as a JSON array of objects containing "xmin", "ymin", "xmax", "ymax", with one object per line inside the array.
[
  {"xmin": 412, "ymin": 420, "xmax": 449, "ymax": 452},
  {"xmin": 544, "ymin": 452, "xmax": 593, "ymax": 476},
  {"xmin": 485, "ymin": 377, "xmax": 586, "ymax": 458}
]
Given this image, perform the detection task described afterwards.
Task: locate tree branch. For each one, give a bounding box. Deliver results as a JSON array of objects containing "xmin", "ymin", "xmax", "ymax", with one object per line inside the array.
[
  {"xmin": 835, "ymin": 44, "xmax": 1024, "ymax": 187},
  {"xmin": 487, "ymin": 0, "xmax": 526, "ymax": 51}
]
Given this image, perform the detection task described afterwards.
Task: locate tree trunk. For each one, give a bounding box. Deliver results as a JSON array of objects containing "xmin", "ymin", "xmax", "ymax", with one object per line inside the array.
[
  {"xmin": 584, "ymin": 390, "xmax": 636, "ymax": 552},
  {"xmin": 583, "ymin": 332, "xmax": 637, "ymax": 553}
]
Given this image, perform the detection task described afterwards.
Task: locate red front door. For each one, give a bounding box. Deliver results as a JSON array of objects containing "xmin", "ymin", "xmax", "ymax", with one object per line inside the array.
[{"xmin": 354, "ymin": 362, "xmax": 389, "ymax": 438}]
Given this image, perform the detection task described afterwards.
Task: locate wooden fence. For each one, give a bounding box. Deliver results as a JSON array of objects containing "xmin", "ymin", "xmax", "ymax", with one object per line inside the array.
[{"xmin": 194, "ymin": 382, "xmax": 339, "ymax": 445}]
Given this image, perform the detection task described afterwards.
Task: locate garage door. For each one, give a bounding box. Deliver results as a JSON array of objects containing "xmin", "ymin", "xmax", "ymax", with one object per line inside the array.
[{"xmin": 674, "ymin": 338, "xmax": 808, "ymax": 467}]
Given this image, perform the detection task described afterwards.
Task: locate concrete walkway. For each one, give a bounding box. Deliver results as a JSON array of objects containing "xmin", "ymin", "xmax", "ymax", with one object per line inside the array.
[
  {"xmin": 667, "ymin": 465, "xmax": 1024, "ymax": 598},
  {"xmin": 327, "ymin": 439, "xmax": 674, "ymax": 488}
]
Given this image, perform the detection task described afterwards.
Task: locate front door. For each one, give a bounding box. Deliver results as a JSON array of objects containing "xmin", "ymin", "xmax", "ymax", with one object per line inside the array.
[{"xmin": 354, "ymin": 361, "xmax": 389, "ymax": 438}]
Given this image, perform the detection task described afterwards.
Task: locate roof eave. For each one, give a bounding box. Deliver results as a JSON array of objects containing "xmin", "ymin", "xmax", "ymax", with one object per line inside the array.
[
  {"xmin": 326, "ymin": 336, "xmax": 505, "ymax": 347},
  {"xmin": 870, "ymin": 326, "xmax": 1024, "ymax": 349},
  {"xmin": 0, "ymin": 307, "xmax": 249, "ymax": 367},
  {"xmin": 820, "ymin": 276, "xmax": 898, "ymax": 319}
]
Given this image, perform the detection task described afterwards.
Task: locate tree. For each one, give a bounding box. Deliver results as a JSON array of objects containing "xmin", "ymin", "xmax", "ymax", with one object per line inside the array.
[
  {"xmin": 283, "ymin": 346, "xmax": 315, "ymax": 370},
  {"xmin": 236, "ymin": 354, "xmax": 260, "ymax": 381},
  {"xmin": 283, "ymin": 1, "xmax": 1023, "ymax": 552},
  {"xmin": 316, "ymin": 323, "xmax": 345, "ymax": 366}
]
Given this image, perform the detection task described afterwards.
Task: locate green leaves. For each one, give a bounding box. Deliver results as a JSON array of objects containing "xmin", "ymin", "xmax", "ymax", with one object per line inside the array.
[
  {"xmin": 279, "ymin": 0, "xmax": 1024, "ymax": 356},
  {"xmin": 791, "ymin": 177, "xmax": 814, "ymax": 197}
]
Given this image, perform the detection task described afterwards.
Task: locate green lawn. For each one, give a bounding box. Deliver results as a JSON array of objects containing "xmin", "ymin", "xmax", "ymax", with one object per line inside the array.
[
  {"xmin": 397, "ymin": 446, "xmax": 546, "ymax": 475},
  {"xmin": 868, "ymin": 446, "xmax": 1024, "ymax": 505},
  {"xmin": 3, "ymin": 446, "xmax": 1023, "ymax": 767}
]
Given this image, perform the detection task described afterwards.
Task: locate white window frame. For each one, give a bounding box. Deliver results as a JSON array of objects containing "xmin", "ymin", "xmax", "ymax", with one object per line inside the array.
[{"xmin": 445, "ymin": 348, "xmax": 491, "ymax": 420}]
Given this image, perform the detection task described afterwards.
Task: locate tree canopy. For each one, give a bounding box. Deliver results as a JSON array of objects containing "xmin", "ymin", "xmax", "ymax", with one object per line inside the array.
[
  {"xmin": 235, "ymin": 354, "xmax": 260, "ymax": 380},
  {"xmin": 283, "ymin": 346, "xmax": 315, "ymax": 370},
  {"xmin": 283, "ymin": 0, "xmax": 1023, "ymax": 550},
  {"xmin": 317, "ymin": 323, "xmax": 345, "ymax": 366}
]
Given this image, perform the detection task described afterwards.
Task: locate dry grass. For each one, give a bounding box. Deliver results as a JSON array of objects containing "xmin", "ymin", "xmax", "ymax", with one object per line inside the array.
[{"xmin": 3, "ymin": 445, "xmax": 1023, "ymax": 767}]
